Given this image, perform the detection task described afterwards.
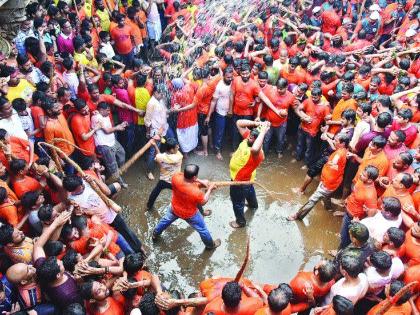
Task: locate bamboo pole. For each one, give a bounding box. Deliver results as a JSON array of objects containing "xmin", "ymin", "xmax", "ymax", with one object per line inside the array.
[
  {"xmin": 38, "ymin": 142, "xmax": 122, "ymax": 213},
  {"xmin": 374, "ymin": 281, "xmax": 418, "ymax": 315},
  {"xmin": 234, "ymin": 236, "xmax": 250, "ymax": 282},
  {"xmin": 210, "ymin": 181, "xmax": 283, "ymax": 202}
]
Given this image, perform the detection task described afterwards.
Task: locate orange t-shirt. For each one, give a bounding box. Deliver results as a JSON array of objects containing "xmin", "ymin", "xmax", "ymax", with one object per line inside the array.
[
  {"xmin": 133, "ymin": 270, "xmax": 152, "ymax": 296},
  {"xmin": 404, "ymin": 264, "xmax": 420, "ymax": 292},
  {"xmin": 265, "ymin": 90, "xmax": 296, "ymax": 127},
  {"xmin": 193, "ymin": 78, "xmax": 220, "ymax": 115},
  {"xmin": 44, "ymin": 114, "xmax": 75, "ymax": 155},
  {"xmin": 321, "ymin": 148, "xmax": 348, "ymax": 191},
  {"xmin": 400, "ymin": 229, "xmax": 420, "ymax": 266},
  {"xmin": 300, "ymin": 99, "xmax": 331, "ymax": 137},
  {"xmin": 290, "ymin": 271, "xmax": 335, "ymax": 303},
  {"xmin": 79, "ymin": 87, "xmax": 117, "ymax": 112},
  {"xmin": 200, "ymin": 278, "xmax": 257, "ymax": 302},
  {"xmin": 30, "ymin": 105, "xmax": 45, "ymax": 138},
  {"xmin": 254, "ymin": 304, "xmax": 292, "ymax": 315},
  {"xmin": 367, "ymin": 299, "xmax": 412, "ymax": 315},
  {"xmin": 346, "ymin": 181, "xmax": 378, "ymax": 218},
  {"xmin": 232, "ymin": 77, "xmax": 261, "ymax": 116},
  {"xmin": 126, "ymin": 19, "xmax": 143, "ymax": 46},
  {"xmin": 89, "ymin": 297, "xmax": 124, "ymax": 315},
  {"xmin": 353, "ymin": 148, "xmax": 389, "ymax": 184},
  {"xmin": 110, "ymin": 25, "xmax": 134, "ymax": 55},
  {"xmin": 69, "ymin": 113, "xmax": 96, "ymax": 156},
  {"xmin": 328, "ymin": 98, "xmax": 357, "ymax": 134},
  {"xmin": 12, "ymin": 176, "xmax": 42, "ymax": 199},
  {"xmin": 171, "ymin": 172, "xmax": 205, "ymax": 219},
  {"xmin": 0, "ymin": 202, "xmax": 18, "ymax": 226},
  {"xmin": 203, "ymin": 296, "xmax": 263, "ymax": 315},
  {"xmin": 381, "ymin": 186, "xmax": 416, "ymax": 220},
  {"xmin": 279, "ymin": 68, "xmax": 306, "ymax": 85}
]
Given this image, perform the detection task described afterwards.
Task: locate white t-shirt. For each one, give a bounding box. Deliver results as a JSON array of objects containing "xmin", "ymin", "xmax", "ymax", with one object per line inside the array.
[
  {"xmin": 350, "ymin": 120, "xmax": 370, "ymax": 150},
  {"xmin": 91, "ymin": 113, "xmax": 116, "ymax": 147},
  {"xmin": 360, "ymin": 211, "xmax": 402, "ymax": 243},
  {"xmin": 390, "ymin": 256, "xmax": 404, "ymax": 279},
  {"xmin": 214, "ymin": 80, "xmax": 232, "ymax": 116},
  {"xmin": 62, "ymin": 71, "xmax": 79, "ymax": 99},
  {"xmin": 156, "ymin": 151, "xmax": 183, "ymax": 183},
  {"xmin": 99, "ymin": 42, "xmax": 115, "ymax": 59},
  {"xmin": 0, "ymin": 110, "xmax": 28, "ymax": 140},
  {"xmin": 324, "ymin": 273, "xmax": 369, "ymax": 305},
  {"xmin": 18, "ymin": 107, "xmax": 35, "ymax": 142},
  {"xmin": 365, "ymin": 266, "xmax": 393, "ymax": 296}
]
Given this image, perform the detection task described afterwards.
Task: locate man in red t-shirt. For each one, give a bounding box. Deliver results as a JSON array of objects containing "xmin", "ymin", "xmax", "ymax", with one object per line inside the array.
[
  {"xmin": 231, "ymin": 64, "xmax": 277, "ymax": 150},
  {"xmin": 69, "ymin": 99, "xmax": 99, "ymax": 158},
  {"xmin": 262, "ymin": 78, "xmax": 296, "ymax": 158},
  {"xmin": 110, "ymin": 13, "xmax": 136, "ymax": 67},
  {"xmin": 152, "ymin": 164, "xmax": 221, "ymax": 249}
]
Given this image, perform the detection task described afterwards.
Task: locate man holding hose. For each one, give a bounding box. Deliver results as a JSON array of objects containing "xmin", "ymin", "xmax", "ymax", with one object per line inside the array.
[{"xmin": 229, "ymin": 120, "xmax": 270, "ymax": 228}]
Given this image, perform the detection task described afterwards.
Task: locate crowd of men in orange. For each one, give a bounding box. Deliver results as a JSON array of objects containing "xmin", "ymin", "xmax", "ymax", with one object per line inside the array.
[{"xmin": 0, "ymin": 0, "xmax": 419, "ymax": 313}]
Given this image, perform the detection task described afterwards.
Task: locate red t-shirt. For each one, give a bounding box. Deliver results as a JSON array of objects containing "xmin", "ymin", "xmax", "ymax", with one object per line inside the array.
[
  {"xmin": 346, "ymin": 181, "xmax": 377, "ymax": 218},
  {"xmin": 300, "ymin": 99, "xmax": 331, "ymax": 137},
  {"xmin": 321, "ymin": 148, "xmax": 348, "ymax": 191},
  {"xmin": 232, "ymin": 77, "xmax": 261, "ymax": 116},
  {"xmin": 265, "ymin": 90, "xmax": 296, "ymax": 127},
  {"xmin": 171, "ymin": 172, "xmax": 205, "ymax": 219},
  {"xmin": 70, "ymin": 113, "xmax": 96, "ymax": 156}
]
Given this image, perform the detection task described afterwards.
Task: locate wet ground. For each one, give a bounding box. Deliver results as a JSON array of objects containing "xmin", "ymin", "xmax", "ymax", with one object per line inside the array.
[{"xmin": 116, "ymin": 150, "xmax": 341, "ymax": 294}]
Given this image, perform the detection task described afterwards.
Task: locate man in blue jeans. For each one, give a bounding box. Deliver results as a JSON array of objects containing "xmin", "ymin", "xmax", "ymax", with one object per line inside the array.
[{"xmin": 152, "ymin": 164, "xmax": 221, "ymax": 250}]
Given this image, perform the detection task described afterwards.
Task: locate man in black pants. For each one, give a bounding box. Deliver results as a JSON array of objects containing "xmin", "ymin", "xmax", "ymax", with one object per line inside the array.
[{"xmin": 146, "ymin": 138, "xmax": 210, "ymax": 215}]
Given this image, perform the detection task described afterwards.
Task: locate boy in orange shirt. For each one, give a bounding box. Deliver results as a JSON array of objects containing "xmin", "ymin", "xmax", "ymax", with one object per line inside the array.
[
  {"xmin": 0, "ymin": 187, "xmax": 19, "ymax": 226},
  {"xmin": 288, "ymin": 133, "xmax": 350, "ymax": 220}
]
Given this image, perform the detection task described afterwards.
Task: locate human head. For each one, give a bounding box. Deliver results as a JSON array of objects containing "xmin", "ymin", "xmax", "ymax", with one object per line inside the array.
[
  {"xmin": 341, "ymin": 109, "xmax": 356, "ymax": 127},
  {"xmin": 80, "ymin": 280, "xmax": 110, "ymax": 301},
  {"xmin": 392, "ymin": 172, "xmax": 413, "ymax": 190},
  {"xmin": 392, "ymin": 152, "xmax": 413, "ymax": 171},
  {"xmin": 315, "ymin": 260, "xmax": 336, "ymax": 283},
  {"xmin": 97, "ymin": 102, "xmax": 110, "ymax": 117},
  {"xmin": 387, "ymin": 280, "xmax": 412, "ymax": 305},
  {"xmin": 36, "ymin": 256, "xmax": 64, "ymax": 285},
  {"xmin": 165, "ymin": 138, "xmax": 179, "ymax": 154},
  {"xmin": 0, "ymin": 97, "xmax": 13, "ymax": 119},
  {"xmin": 6, "ymin": 263, "xmax": 36, "ymax": 286},
  {"xmin": 388, "ymin": 130, "xmax": 406, "ymax": 148},
  {"xmin": 267, "ymin": 287, "xmax": 290, "ymax": 312},
  {"xmin": 384, "ymin": 227, "xmax": 405, "ymax": 248},
  {"xmin": 74, "ymin": 98, "xmax": 89, "ymax": 116},
  {"xmin": 222, "ymin": 282, "xmax": 241, "ymax": 308},
  {"xmin": 223, "ymin": 67, "xmax": 234, "ymax": 85},
  {"xmin": 369, "ymin": 135, "xmax": 387, "ymax": 153},
  {"xmin": 139, "ymin": 292, "xmax": 160, "ymax": 315},
  {"xmin": 240, "ymin": 64, "xmax": 251, "ymax": 82},
  {"xmin": 376, "ymin": 112, "xmax": 392, "ymax": 129},
  {"xmin": 382, "ymin": 197, "xmax": 401, "ymax": 218},
  {"xmin": 340, "ymin": 253, "xmax": 363, "ymax": 278},
  {"xmin": 63, "ymin": 174, "xmax": 84, "ymax": 194},
  {"xmin": 184, "ymin": 164, "xmax": 199, "ymax": 180},
  {"xmin": 123, "ymin": 253, "xmax": 145, "ymax": 275},
  {"xmin": 0, "ymin": 224, "xmax": 25, "ymax": 246},
  {"xmin": 396, "ymin": 108, "xmax": 413, "ymax": 126},
  {"xmin": 332, "ymin": 295, "xmax": 354, "ymax": 315},
  {"xmin": 349, "ymin": 222, "xmax": 370, "ymax": 245},
  {"xmin": 370, "ymin": 251, "xmax": 392, "ymax": 272}
]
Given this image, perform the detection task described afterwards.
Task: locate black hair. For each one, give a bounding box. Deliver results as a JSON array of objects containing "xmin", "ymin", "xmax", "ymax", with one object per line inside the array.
[
  {"xmin": 21, "ymin": 191, "xmax": 41, "ymax": 210},
  {"xmin": 267, "ymin": 288, "xmax": 290, "ymax": 312},
  {"xmin": 73, "ymin": 98, "xmax": 87, "ymax": 111},
  {"xmin": 123, "ymin": 252, "xmax": 145, "ymax": 275},
  {"xmin": 389, "ymin": 280, "xmax": 411, "ymax": 305},
  {"xmin": 136, "ymin": 74, "xmax": 147, "ymax": 87},
  {"xmin": 222, "ymin": 282, "xmax": 241, "ymax": 308},
  {"xmin": 370, "ymin": 251, "xmax": 392, "ymax": 271},
  {"xmin": 0, "ymin": 187, "xmax": 7, "ymax": 202},
  {"xmin": 371, "ymin": 135, "xmax": 387, "ymax": 148},
  {"xmin": 9, "ymin": 159, "xmax": 27, "ymax": 175},
  {"xmin": 349, "ymin": 222, "xmax": 370, "ymax": 243},
  {"xmin": 376, "ymin": 112, "xmax": 392, "ymax": 129},
  {"xmin": 0, "ymin": 223, "xmax": 14, "ymax": 245},
  {"xmin": 342, "ymin": 109, "xmax": 356, "ymax": 124},
  {"xmin": 165, "ymin": 138, "xmax": 178, "ymax": 151},
  {"xmin": 398, "ymin": 108, "xmax": 413, "ymax": 121},
  {"xmin": 400, "ymin": 172, "xmax": 414, "ymax": 189},
  {"xmin": 400, "ymin": 151, "xmax": 413, "ymax": 167},
  {"xmin": 71, "ymin": 215, "xmax": 88, "ymax": 231},
  {"xmin": 11, "ymin": 98, "xmax": 27, "ymax": 112},
  {"xmin": 139, "ymin": 292, "xmax": 160, "ymax": 315},
  {"xmin": 359, "ymin": 102, "xmax": 372, "ymax": 115},
  {"xmin": 318, "ymin": 260, "xmax": 337, "ymax": 282},
  {"xmin": 382, "ymin": 197, "xmax": 401, "ymax": 217},
  {"xmin": 184, "ymin": 164, "xmax": 199, "ymax": 179},
  {"xmin": 63, "ymin": 175, "xmax": 83, "ymax": 192},
  {"xmin": 36, "ymin": 257, "xmax": 61, "ymax": 285},
  {"xmin": 38, "ymin": 204, "xmax": 54, "ymax": 222},
  {"xmin": 311, "ymin": 87, "xmax": 322, "ymax": 97},
  {"xmin": 393, "ymin": 130, "xmax": 407, "ymax": 144},
  {"xmin": 258, "ymin": 71, "xmax": 268, "ymax": 80},
  {"xmin": 44, "ymin": 240, "xmax": 64, "ymax": 257},
  {"xmin": 332, "ymin": 295, "xmax": 354, "ymax": 315},
  {"xmin": 63, "ymin": 249, "xmax": 79, "ymax": 272},
  {"xmin": 62, "ymin": 57, "xmax": 74, "ymax": 71},
  {"xmin": 277, "ymin": 78, "xmax": 288, "ymax": 89},
  {"xmin": 79, "ymin": 281, "xmax": 94, "ymax": 300},
  {"xmin": 97, "ymin": 102, "xmax": 110, "ymax": 110},
  {"xmin": 365, "ymin": 165, "xmax": 379, "ymax": 181},
  {"xmin": 340, "ymin": 253, "xmax": 363, "ymax": 278},
  {"xmin": 0, "ymin": 129, "xmax": 6, "ymax": 140},
  {"xmin": 386, "ymin": 227, "xmax": 405, "ymax": 248}
]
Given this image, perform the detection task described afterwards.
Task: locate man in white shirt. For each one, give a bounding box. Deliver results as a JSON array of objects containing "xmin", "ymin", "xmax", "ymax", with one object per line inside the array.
[
  {"xmin": 0, "ymin": 97, "xmax": 28, "ymax": 140},
  {"xmin": 361, "ymin": 197, "xmax": 402, "ymax": 243},
  {"xmin": 144, "ymin": 84, "xmax": 175, "ymax": 180},
  {"xmin": 207, "ymin": 67, "xmax": 234, "ymax": 160},
  {"xmin": 91, "ymin": 102, "xmax": 127, "ymax": 186}
]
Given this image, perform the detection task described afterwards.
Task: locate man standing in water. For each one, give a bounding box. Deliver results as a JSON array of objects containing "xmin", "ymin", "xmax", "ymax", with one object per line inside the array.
[
  {"xmin": 229, "ymin": 119, "xmax": 270, "ymax": 228},
  {"xmin": 152, "ymin": 164, "xmax": 221, "ymax": 250}
]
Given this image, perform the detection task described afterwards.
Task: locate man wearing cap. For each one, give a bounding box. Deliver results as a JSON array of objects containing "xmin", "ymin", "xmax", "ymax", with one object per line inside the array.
[
  {"xmin": 229, "ymin": 119, "xmax": 270, "ymax": 228},
  {"xmin": 354, "ymin": 10, "xmax": 382, "ymax": 41}
]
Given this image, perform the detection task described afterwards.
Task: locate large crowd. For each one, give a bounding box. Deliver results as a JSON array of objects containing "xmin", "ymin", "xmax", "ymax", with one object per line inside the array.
[{"xmin": 0, "ymin": 0, "xmax": 419, "ymax": 313}]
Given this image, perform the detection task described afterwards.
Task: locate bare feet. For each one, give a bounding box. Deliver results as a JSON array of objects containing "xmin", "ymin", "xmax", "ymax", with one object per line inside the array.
[
  {"xmin": 216, "ymin": 152, "xmax": 223, "ymax": 160},
  {"xmin": 292, "ymin": 187, "xmax": 304, "ymax": 195},
  {"xmin": 202, "ymin": 209, "xmax": 212, "ymax": 216},
  {"xmin": 147, "ymin": 172, "xmax": 155, "ymax": 181},
  {"xmin": 328, "ymin": 249, "xmax": 338, "ymax": 257},
  {"xmin": 332, "ymin": 211, "xmax": 345, "ymax": 217},
  {"xmin": 286, "ymin": 213, "xmax": 298, "ymax": 221},
  {"xmin": 331, "ymin": 198, "xmax": 344, "ymax": 207},
  {"xmin": 229, "ymin": 221, "xmax": 245, "ymax": 228},
  {"xmin": 195, "ymin": 150, "xmax": 205, "ymax": 156}
]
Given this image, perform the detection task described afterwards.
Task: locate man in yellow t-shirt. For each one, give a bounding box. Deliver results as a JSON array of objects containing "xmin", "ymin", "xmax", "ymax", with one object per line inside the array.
[{"xmin": 6, "ymin": 69, "xmax": 35, "ymax": 103}]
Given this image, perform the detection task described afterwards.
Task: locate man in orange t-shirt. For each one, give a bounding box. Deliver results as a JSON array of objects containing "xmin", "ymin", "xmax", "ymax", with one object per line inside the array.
[
  {"xmin": 340, "ymin": 165, "xmax": 379, "ymax": 249},
  {"xmin": 231, "ymin": 64, "xmax": 277, "ymax": 150},
  {"xmin": 255, "ymin": 287, "xmax": 292, "ymax": 315},
  {"xmin": 203, "ymin": 281, "xmax": 264, "ymax": 315},
  {"xmin": 316, "ymin": 295, "xmax": 354, "ymax": 315},
  {"xmin": 152, "ymin": 165, "xmax": 220, "ymax": 249},
  {"xmin": 69, "ymin": 99, "xmax": 99, "ymax": 158},
  {"xmin": 295, "ymin": 87, "xmax": 331, "ymax": 165},
  {"xmin": 326, "ymin": 83, "xmax": 357, "ymax": 135},
  {"xmin": 80, "ymin": 280, "xmax": 125, "ymax": 315},
  {"xmin": 289, "ymin": 134, "xmax": 349, "ymax": 220},
  {"xmin": 367, "ymin": 280, "xmax": 412, "ymax": 315},
  {"xmin": 0, "ymin": 187, "xmax": 19, "ymax": 226},
  {"xmin": 399, "ymin": 222, "xmax": 420, "ymax": 266},
  {"xmin": 110, "ymin": 13, "xmax": 136, "ymax": 67},
  {"xmin": 0, "ymin": 130, "xmax": 36, "ymax": 170},
  {"xmin": 262, "ymin": 78, "xmax": 296, "ymax": 158}
]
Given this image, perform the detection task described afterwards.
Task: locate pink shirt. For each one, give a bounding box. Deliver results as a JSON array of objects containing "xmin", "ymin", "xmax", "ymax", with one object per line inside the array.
[
  {"xmin": 57, "ymin": 33, "xmax": 75, "ymax": 54},
  {"xmin": 113, "ymin": 87, "xmax": 135, "ymax": 124}
]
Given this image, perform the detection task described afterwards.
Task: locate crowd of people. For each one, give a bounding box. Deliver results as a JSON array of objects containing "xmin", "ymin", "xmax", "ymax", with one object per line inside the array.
[{"xmin": 0, "ymin": 0, "xmax": 419, "ymax": 313}]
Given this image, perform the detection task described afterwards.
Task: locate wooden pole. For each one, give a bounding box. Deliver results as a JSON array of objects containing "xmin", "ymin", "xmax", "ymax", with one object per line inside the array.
[
  {"xmin": 210, "ymin": 181, "xmax": 283, "ymax": 202},
  {"xmin": 38, "ymin": 142, "xmax": 122, "ymax": 213},
  {"xmin": 234, "ymin": 236, "xmax": 250, "ymax": 282},
  {"xmin": 374, "ymin": 281, "xmax": 418, "ymax": 315}
]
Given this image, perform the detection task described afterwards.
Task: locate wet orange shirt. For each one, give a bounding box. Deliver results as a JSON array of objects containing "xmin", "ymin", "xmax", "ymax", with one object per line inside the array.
[
  {"xmin": 265, "ymin": 90, "xmax": 296, "ymax": 127},
  {"xmin": 400, "ymin": 229, "xmax": 420, "ymax": 266},
  {"xmin": 0, "ymin": 202, "xmax": 18, "ymax": 226},
  {"xmin": 404, "ymin": 264, "xmax": 420, "ymax": 293},
  {"xmin": 171, "ymin": 172, "xmax": 204, "ymax": 219},
  {"xmin": 346, "ymin": 181, "xmax": 377, "ymax": 218},
  {"xmin": 354, "ymin": 148, "xmax": 389, "ymax": 184},
  {"xmin": 367, "ymin": 299, "xmax": 412, "ymax": 315},
  {"xmin": 0, "ymin": 180, "xmax": 18, "ymax": 203},
  {"xmin": 232, "ymin": 77, "xmax": 261, "ymax": 116},
  {"xmin": 44, "ymin": 114, "xmax": 75, "ymax": 155},
  {"xmin": 328, "ymin": 98, "xmax": 357, "ymax": 134},
  {"xmin": 255, "ymin": 304, "xmax": 292, "ymax": 315},
  {"xmin": 12, "ymin": 176, "xmax": 42, "ymax": 199},
  {"xmin": 30, "ymin": 105, "xmax": 45, "ymax": 138},
  {"xmin": 203, "ymin": 295, "xmax": 263, "ymax": 315},
  {"xmin": 78, "ymin": 87, "xmax": 117, "ymax": 112},
  {"xmin": 321, "ymin": 148, "xmax": 348, "ymax": 191},
  {"xmin": 300, "ymin": 99, "xmax": 331, "ymax": 137},
  {"xmin": 70, "ymin": 113, "xmax": 96, "ymax": 156}
]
